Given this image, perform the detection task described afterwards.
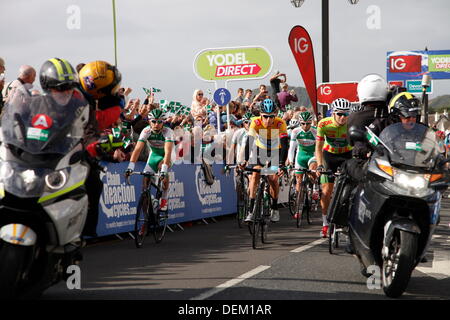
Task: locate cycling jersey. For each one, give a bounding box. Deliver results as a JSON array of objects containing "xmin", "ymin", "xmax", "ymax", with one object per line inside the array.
[
  {"xmin": 138, "ymin": 126, "xmax": 174, "ymax": 172},
  {"xmin": 316, "ymin": 116, "xmax": 352, "ymax": 154},
  {"xmin": 248, "ymin": 116, "xmax": 288, "ymax": 150},
  {"xmin": 288, "ymin": 127, "xmax": 317, "ymax": 171}
]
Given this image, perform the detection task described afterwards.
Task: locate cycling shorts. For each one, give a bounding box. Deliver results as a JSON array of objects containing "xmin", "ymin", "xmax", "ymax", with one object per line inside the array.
[{"xmin": 320, "ymin": 151, "xmax": 352, "ymax": 184}]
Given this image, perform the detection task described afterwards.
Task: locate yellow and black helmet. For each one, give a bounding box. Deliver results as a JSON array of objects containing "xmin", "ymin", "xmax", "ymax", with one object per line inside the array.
[
  {"xmin": 39, "ymin": 58, "xmax": 79, "ymax": 91},
  {"xmin": 78, "ymin": 61, "xmax": 122, "ymax": 99},
  {"xmin": 389, "ymin": 92, "xmax": 422, "ymax": 118}
]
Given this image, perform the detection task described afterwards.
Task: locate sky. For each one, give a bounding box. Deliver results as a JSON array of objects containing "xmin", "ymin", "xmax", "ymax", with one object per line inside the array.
[{"xmin": 2, "ymin": 0, "xmax": 450, "ymax": 106}]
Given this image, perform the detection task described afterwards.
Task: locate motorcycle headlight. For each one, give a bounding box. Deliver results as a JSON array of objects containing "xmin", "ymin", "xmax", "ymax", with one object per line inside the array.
[
  {"xmin": 395, "ymin": 173, "xmax": 428, "ymax": 190},
  {"xmin": 45, "ymin": 170, "xmax": 67, "ymax": 190}
]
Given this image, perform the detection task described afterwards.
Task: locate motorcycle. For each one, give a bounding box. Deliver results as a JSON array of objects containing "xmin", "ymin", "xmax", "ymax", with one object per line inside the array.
[
  {"xmin": 347, "ymin": 122, "xmax": 448, "ymax": 298},
  {"xmin": 0, "ymin": 91, "xmax": 90, "ymax": 299}
]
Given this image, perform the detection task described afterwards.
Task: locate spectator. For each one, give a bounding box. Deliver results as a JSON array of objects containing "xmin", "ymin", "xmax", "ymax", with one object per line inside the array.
[
  {"xmin": 3, "ymin": 64, "xmax": 36, "ymax": 104},
  {"xmin": 242, "ymin": 89, "xmax": 253, "ymax": 108},
  {"xmin": 277, "ymin": 83, "xmax": 298, "ymax": 112},
  {"xmin": 250, "ymin": 84, "xmax": 269, "ymax": 114},
  {"xmin": 191, "ymin": 89, "xmax": 205, "ymax": 118},
  {"xmin": 270, "ymin": 71, "xmax": 286, "ymax": 96},
  {"xmin": 234, "ymin": 88, "xmax": 244, "ymax": 104}
]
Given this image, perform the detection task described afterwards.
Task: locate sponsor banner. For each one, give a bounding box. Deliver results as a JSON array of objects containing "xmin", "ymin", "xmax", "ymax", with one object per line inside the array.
[
  {"xmin": 387, "ymin": 50, "xmax": 450, "ymax": 81},
  {"xmin": 406, "ymin": 80, "xmax": 433, "ymax": 94},
  {"xmin": 389, "ymin": 80, "xmax": 404, "ymax": 87},
  {"xmin": 317, "ymin": 82, "xmax": 358, "ymax": 105},
  {"xmin": 96, "ymin": 162, "xmax": 237, "ymax": 237},
  {"xmin": 193, "ymin": 46, "xmax": 272, "ymax": 81},
  {"xmin": 288, "ymin": 26, "xmax": 318, "ymax": 117}
]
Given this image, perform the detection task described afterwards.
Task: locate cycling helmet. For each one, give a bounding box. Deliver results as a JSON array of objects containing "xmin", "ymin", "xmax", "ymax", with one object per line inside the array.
[
  {"xmin": 298, "ymin": 111, "xmax": 313, "ymax": 123},
  {"xmin": 288, "ymin": 118, "xmax": 299, "ymax": 129},
  {"xmin": 260, "ymin": 98, "xmax": 276, "ymax": 114},
  {"xmin": 357, "ymin": 74, "xmax": 389, "ymax": 104},
  {"xmin": 40, "ymin": 58, "xmax": 79, "ymax": 92},
  {"xmin": 148, "ymin": 108, "xmax": 167, "ymax": 121},
  {"xmin": 389, "ymin": 92, "xmax": 421, "ymax": 118},
  {"xmin": 331, "ymin": 98, "xmax": 351, "ymax": 112},
  {"xmin": 242, "ymin": 112, "xmax": 253, "ymax": 120},
  {"xmin": 79, "ymin": 61, "xmax": 122, "ymax": 99}
]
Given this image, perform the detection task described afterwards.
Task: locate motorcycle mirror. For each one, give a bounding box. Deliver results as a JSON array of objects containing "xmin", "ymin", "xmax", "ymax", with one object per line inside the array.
[{"xmin": 348, "ymin": 126, "xmax": 367, "ymax": 143}]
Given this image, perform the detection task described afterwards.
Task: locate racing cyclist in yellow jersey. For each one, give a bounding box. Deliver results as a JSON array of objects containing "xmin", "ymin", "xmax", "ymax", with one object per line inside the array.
[
  {"xmin": 243, "ymin": 99, "xmax": 289, "ymax": 223},
  {"xmin": 315, "ymin": 98, "xmax": 353, "ymax": 238}
]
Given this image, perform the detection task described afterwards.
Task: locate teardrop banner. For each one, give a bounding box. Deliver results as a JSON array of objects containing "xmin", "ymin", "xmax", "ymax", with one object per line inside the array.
[{"xmin": 288, "ymin": 25, "xmax": 318, "ymax": 117}]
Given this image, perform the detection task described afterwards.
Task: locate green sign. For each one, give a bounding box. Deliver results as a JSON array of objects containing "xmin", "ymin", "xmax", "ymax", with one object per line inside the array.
[
  {"xmin": 428, "ymin": 54, "xmax": 450, "ymax": 73},
  {"xmin": 406, "ymin": 80, "xmax": 432, "ymax": 94},
  {"xmin": 194, "ymin": 46, "xmax": 273, "ymax": 81}
]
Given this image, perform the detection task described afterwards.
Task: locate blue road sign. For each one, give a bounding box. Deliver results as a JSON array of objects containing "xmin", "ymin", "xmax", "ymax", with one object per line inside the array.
[{"xmin": 213, "ymin": 88, "xmax": 231, "ymax": 106}]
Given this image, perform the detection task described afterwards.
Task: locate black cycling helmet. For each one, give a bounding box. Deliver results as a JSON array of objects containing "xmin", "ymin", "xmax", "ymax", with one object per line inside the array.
[
  {"xmin": 40, "ymin": 58, "xmax": 79, "ymax": 92},
  {"xmin": 389, "ymin": 92, "xmax": 421, "ymax": 118}
]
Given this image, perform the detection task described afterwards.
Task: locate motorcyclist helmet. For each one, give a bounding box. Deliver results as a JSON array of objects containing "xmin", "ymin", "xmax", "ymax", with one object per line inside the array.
[
  {"xmin": 40, "ymin": 58, "xmax": 79, "ymax": 92},
  {"xmin": 79, "ymin": 61, "xmax": 122, "ymax": 99},
  {"xmin": 260, "ymin": 98, "xmax": 276, "ymax": 114},
  {"xmin": 389, "ymin": 92, "xmax": 421, "ymax": 119},
  {"xmin": 331, "ymin": 98, "xmax": 351, "ymax": 113},
  {"xmin": 357, "ymin": 73, "xmax": 389, "ymax": 104}
]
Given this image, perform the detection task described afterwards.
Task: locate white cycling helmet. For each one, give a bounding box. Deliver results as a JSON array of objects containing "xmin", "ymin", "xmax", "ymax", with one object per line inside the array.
[
  {"xmin": 331, "ymin": 98, "xmax": 351, "ymax": 112},
  {"xmin": 357, "ymin": 74, "xmax": 389, "ymax": 104}
]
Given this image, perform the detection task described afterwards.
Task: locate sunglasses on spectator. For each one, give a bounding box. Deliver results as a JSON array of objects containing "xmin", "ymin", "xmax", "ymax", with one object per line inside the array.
[
  {"xmin": 336, "ymin": 112, "xmax": 349, "ymax": 117},
  {"xmin": 150, "ymin": 119, "xmax": 164, "ymax": 124},
  {"xmin": 197, "ymin": 93, "xmax": 203, "ymax": 96},
  {"xmin": 300, "ymin": 122, "xmax": 311, "ymax": 126},
  {"xmin": 262, "ymin": 114, "xmax": 276, "ymax": 119}
]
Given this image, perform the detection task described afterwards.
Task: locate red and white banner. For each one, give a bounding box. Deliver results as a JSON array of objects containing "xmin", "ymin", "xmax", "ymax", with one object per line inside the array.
[
  {"xmin": 288, "ymin": 26, "xmax": 318, "ymax": 117},
  {"xmin": 317, "ymin": 82, "xmax": 358, "ymax": 105}
]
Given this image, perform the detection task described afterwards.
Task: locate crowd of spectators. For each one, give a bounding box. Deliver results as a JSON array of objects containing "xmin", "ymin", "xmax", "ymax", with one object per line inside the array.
[{"xmin": 0, "ymin": 58, "xmax": 316, "ymax": 165}]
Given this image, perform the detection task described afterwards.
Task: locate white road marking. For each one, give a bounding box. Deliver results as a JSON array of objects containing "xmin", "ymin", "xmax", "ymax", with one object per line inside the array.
[
  {"xmin": 290, "ymin": 238, "xmax": 326, "ymax": 253},
  {"xmin": 190, "ymin": 265, "xmax": 271, "ymax": 300}
]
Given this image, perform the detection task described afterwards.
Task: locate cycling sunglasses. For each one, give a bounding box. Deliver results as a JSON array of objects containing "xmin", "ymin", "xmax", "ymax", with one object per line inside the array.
[
  {"xmin": 300, "ymin": 122, "xmax": 312, "ymax": 126},
  {"xmin": 150, "ymin": 119, "xmax": 164, "ymax": 124},
  {"xmin": 335, "ymin": 112, "xmax": 349, "ymax": 117},
  {"xmin": 262, "ymin": 114, "xmax": 276, "ymax": 119}
]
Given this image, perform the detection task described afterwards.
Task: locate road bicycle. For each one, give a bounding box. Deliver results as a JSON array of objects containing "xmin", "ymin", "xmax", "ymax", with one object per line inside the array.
[
  {"xmin": 126, "ymin": 171, "xmax": 168, "ymax": 248},
  {"xmin": 288, "ymin": 168, "xmax": 322, "ymax": 228},
  {"xmin": 223, "ymin": 165, "xmax": 249, "ymax": 228}
]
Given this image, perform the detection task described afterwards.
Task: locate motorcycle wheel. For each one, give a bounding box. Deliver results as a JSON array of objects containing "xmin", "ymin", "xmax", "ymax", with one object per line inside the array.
[
  {"xmin": 0, "ymin": 241, "xmax": 29, "ymax": 299},
  {"xmin": 382, "ymin": 230, "xmax": 418, "ymax": 298}
]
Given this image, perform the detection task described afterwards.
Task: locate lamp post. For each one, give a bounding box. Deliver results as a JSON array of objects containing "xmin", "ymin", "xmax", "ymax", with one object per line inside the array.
[{"xmin": 291, "ymin": 0, "xmax": 359, "ymax": 115}]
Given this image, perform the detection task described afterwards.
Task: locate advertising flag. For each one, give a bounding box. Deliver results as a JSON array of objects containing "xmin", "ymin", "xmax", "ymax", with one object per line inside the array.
[{"xmin": 288, "ymin": 26, "xmax": 318, "ymax": 116}]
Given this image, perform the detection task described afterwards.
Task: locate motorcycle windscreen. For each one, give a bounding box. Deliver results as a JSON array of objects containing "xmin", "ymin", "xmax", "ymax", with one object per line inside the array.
[
  {"xmin": 1, "ymin": 90, "xmax": 88, "ymax": 156},
  {"xmin": 379, "ymin": 123, "xmax": 440, "ymax": 169}
]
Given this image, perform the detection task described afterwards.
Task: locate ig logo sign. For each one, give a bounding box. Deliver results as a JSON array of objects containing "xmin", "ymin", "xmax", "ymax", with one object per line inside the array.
[{"xmin": 294, "ymin": 38, "xmax": 309, "ymax": 54}]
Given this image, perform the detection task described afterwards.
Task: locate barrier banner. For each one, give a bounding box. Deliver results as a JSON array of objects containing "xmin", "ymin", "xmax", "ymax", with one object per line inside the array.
[{"xmin": 96, "ymin": 162, "xmax": 237, "ymax": 237}]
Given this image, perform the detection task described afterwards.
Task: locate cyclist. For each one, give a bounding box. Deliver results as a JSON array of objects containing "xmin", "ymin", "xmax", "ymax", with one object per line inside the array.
[
  {"xmin": 227, "ymin": 111, "xmax": 253, "ymax": 165},
  {"xmin": 244, "ymin": 98, "xmax": 289, "ymax": 223},
  {"xmin": 315, "ymin": 98, "xmax": 353, "ymax": 238},
  {"xmin": 125, "ymin": 108, "xmax": 174, "ymax": 212},
  {"xmin": 287, "ymin": 111, "xmax": 319, "ymax": 219}
]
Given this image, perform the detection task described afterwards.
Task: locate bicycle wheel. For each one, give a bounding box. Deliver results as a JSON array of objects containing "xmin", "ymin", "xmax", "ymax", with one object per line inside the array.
[
  {"xmin": 328, "ymin": 223, "xmax": 339, "ymax": 254},
  {"xmin": 237, "ymin": 175, "xmax": 249, "ymax": 228},
  {"xmin": 135, "ymin": 192, "xmax": 150, "ymax": 248},
  {"xmin": 296, "ymin": 185, "xmax": 306, "ymax": 228},
  {"xmin": 305, "ymin": 182, "xmax": 312, "ymax": 225},
  {"xmin": 252, "ymin": 186, "xmax": 264, "ymax": 249},
  {"xmin": 288, "ymin": 177, "xmax": 297, "ymax": 217},
  {"xmin": 261, "ymin": 195, "xmax": 270, "ymax": 244}
]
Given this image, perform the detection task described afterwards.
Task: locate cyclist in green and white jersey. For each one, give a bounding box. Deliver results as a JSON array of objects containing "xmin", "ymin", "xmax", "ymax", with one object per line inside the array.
[
  {"xmin": 286, "ymin": 111, "xmax": 318, "ymax": 218},
  {"xmin": 126, "ymin": 109, "xmax": 174, "ymax": 211},
  {"xmin": 227, "ymin": 112, "xmax": 253, "ymax": 165}
]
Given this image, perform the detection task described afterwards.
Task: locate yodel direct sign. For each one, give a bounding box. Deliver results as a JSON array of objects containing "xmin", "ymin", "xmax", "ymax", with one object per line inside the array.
[{"xmin": 193, "ymin": 46, "xmax": 273, "ymax": 81}]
